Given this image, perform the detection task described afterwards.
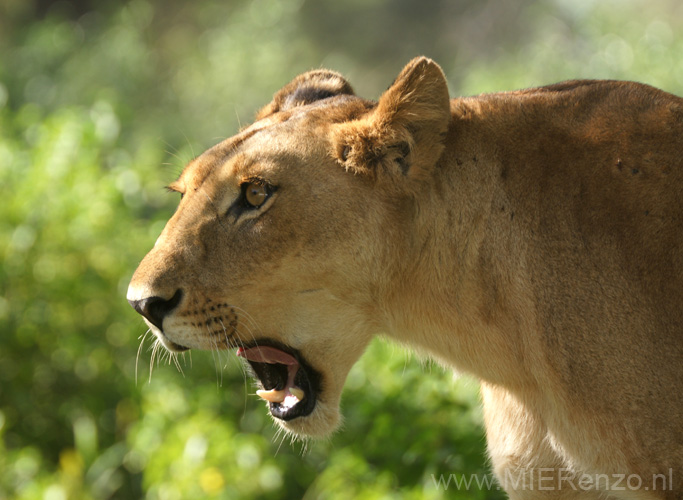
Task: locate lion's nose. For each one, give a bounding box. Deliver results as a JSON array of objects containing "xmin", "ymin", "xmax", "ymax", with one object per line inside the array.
[{"xmin": 128, "ymin": 289, "xmax": 183, "ymax": 331}]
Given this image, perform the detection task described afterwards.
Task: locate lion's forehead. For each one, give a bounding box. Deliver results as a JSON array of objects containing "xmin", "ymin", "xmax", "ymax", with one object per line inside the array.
[{"xmin": 180, "ymin": 109, "xmax": 339, "ymax": 191}]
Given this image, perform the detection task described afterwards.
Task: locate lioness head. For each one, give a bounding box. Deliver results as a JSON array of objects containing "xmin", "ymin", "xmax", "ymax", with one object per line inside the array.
[{"xmin": 127, "ymin": 57, "xmax": 450, "ymax": 437}]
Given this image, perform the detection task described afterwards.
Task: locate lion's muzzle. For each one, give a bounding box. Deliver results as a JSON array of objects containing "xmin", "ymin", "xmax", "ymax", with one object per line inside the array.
[{"xmin": 127, "ymin": 288, "xmax": 189, "ymax": 352}]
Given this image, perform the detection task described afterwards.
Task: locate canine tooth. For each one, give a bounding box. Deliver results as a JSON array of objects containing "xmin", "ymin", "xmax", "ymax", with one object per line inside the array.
[
  {"xmin": 289, "ymin": 387, "xmax": 304, "ymax": 401},
  {"xmin": 256, "ymin": 389, "xmax": 286, "ymax": 403}
]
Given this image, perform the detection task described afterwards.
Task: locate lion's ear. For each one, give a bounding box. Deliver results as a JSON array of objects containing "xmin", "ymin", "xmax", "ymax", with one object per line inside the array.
[
  {"xmin": 256, "ymin": 70, "xmax": 355, "ymax": 120},
  {"xmin": 333, "ymin": 57, "xmax": 450, "ymax": 180}
]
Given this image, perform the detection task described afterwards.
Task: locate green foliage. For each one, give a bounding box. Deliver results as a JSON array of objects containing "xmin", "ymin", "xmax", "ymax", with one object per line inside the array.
[{"xmin": 0, "ymin": 0, "xmax": 681, "ymax": 499}]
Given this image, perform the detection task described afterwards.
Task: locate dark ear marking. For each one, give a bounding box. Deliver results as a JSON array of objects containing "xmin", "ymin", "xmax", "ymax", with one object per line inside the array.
[
  {"xmin": 285, "ymin": 87, "xmax": 339, "ymax": 109},
  {"xmin": 257, "ymin": 70, "xmax": 355, "ymax": 120}
]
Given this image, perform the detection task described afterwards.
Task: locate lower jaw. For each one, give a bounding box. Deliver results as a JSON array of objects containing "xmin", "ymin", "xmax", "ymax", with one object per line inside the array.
[
  {"xmin": 269, "ymin": 398, "xmax": 316, "ymax": 421},
  {"xmin": 274, "ymin": 401, "xmax": 342, "ymax": 439}
]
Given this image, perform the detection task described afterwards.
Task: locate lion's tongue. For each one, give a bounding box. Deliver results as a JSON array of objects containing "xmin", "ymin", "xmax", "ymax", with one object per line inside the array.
[{"xmin": 236, "ymin": 346, "xmax": 298, "ymax": 365}]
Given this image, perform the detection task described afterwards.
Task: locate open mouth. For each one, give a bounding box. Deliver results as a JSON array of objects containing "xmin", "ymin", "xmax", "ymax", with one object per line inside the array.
[{"xmin": 237, "ymin": 341, "xmax": 321, "ymax": 421}]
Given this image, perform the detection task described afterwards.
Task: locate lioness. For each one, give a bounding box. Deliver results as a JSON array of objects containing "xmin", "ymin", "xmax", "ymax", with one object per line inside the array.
[{"xmin": 128, "ymin": 58, "xmax": 682, "ymax": 499}]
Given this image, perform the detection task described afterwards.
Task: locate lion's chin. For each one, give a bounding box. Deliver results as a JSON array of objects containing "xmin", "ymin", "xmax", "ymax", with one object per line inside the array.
[{"xmin": 274, "ymin": 399, "xmax": 342, "ymax": 439}]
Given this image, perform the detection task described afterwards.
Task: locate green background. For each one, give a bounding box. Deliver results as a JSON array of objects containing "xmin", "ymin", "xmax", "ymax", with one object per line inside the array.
[{"xmin": 1, "ymin": 0, "xmax": 681, "ymax": 498}]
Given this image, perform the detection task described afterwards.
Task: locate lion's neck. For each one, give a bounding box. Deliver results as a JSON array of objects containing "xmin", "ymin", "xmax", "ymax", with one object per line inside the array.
[{"xmin": 379, "ymin": 106, "xmax": 537, "ymax": 391}]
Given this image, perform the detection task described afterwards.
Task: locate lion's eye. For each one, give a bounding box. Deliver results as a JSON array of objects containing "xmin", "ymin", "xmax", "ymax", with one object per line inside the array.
[{"xmin": 243, "ymin": 181, "xmax": 270, "ymax": 208}]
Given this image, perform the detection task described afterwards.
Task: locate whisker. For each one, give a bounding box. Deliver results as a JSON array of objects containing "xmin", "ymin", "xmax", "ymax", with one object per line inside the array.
[
  {"xmin": 179, "ymin": 129, "xmax": 196, "ymax": 161},
  {"xmin": 300, "ymin": 437, "xmax": 310, "ymax": 457},
  {"xmin": 162, "ymin": 348, "xmax": 171, "ymax": 366},
  {"xmin": 219, "ymin": 319, "xmax": 243, "ymax": 371},
  {"xmin": 163, "ymin": 146, "xmax": 188, "ymax": 171},
  {"xmin": 230, "ymin": 305, "xmax": 260, "ymax": 333},
  {"xmin": 274, "ymin": 427, "xmax": 287, "ymax": 457},
  {"xmin": 149, "ymin": 340, "xmax": 160, "ymax": 383},
  {"xmin": 180, "ymin": 350, "xmax": 189, "ymax": 367},
  {"xmin": 206, "ymin": 324, "xmax": 222, "ymax": 388},
  {"xmin": 136, "ymin": 329, "xmax": 151, "ymax": 385},
  {"xmin": 229, "ymin": 306, "xmax": 262, "ymax": 349},
  {"xmin": 235, "ymin": 107, "xmax": 243, "ymax": 130},
  {"xmin": 216, "ymin": 314, "xmax": 261, "ymax": 419},
  {"xmin": 227, "ymin": 323, "xmax": 253, "ymax": 417},
  {"xmin": 172, "ymin": 352, "xmax": 185, "ymax": 377},
  {"xmin": 215, "ymin": 335, "xmax": 224, "ymax": 388}
]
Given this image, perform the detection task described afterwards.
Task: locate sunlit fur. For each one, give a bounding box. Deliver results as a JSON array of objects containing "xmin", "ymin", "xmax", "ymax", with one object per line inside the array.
[{"xmin": 128, "ymin": 58, "xmax": 683, "ymax": 499}]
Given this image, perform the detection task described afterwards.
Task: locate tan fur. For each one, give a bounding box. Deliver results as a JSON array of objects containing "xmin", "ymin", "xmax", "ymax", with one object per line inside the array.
[{"xmin": 128, "ymin": 58, "xmax": 683, "ymax": 499}]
